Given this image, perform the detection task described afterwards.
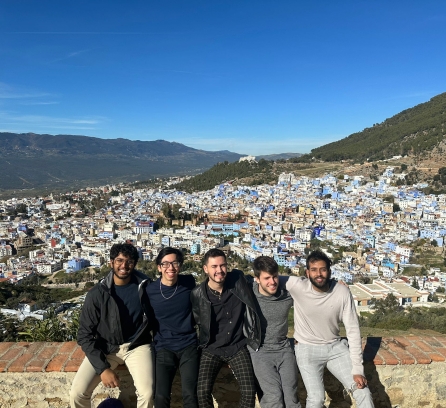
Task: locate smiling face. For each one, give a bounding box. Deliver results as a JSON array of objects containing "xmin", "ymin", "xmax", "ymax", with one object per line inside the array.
[
  {"xmin": 110, "ymin": 252, "xmax": 136, "ymax": 285},
  {"xmin": 157, "ymin": 253, "xmax": 181, "ymax": 286},
  {"xmin": 203, "ymin": 256, "xmax": 227, "ymax": 288},
  {"xmin": 256, "ymin": 271, "xmax": 279, "ymax": 296},
  {"xmin": 306, "ymin": 259, "xmax": 331, "ymax": 292}
]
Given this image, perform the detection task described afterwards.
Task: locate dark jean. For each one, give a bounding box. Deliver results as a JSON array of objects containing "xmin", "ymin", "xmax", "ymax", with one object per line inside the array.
[{"xmin": 155, "ymin": 343, "xmax": 199, "ymax": 408}]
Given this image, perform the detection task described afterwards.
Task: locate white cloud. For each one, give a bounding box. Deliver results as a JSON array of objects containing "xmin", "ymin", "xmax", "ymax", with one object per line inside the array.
[
  {"xmin": 0, "ymin": 111, "xmax": 107, "ymax": 132},
  {"xmin": 18, "ymin": 101, "xmax": 59, "ymax": 106},
  {"xmin": 0, "ymin": 83, "xmax": 51, "ymax": 99},
  {"xmin": 49, "ymin": 49, "xmax": 91, "ymax": 64}
]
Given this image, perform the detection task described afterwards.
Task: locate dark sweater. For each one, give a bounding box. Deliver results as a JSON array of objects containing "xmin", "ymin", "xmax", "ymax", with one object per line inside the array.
[{"xmin": 146, "ymin": 274, "xmax": 197, "ymax": 352}]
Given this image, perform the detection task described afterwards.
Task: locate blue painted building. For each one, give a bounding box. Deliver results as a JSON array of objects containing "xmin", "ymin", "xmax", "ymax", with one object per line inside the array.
[{"xmin": 67, "ymin": 258, "xmax": 90, "ymax": 272}]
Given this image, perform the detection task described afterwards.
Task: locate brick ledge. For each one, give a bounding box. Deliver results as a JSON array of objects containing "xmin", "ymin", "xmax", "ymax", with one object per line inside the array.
[{"xmin": 1, "ymin": 336, "xmax": 446, "ymax": 373}]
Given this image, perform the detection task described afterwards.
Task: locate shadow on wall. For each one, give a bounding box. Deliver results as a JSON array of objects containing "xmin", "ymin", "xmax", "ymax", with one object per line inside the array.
[
  {"xmin": 103, "ymin": 338, "xmax": 391, "ymax": 408},
  {"xmin": 196, "ymin": 337, "xmax": 391, "ymax": 408},
  {"xmin": 307, "ymin": 337, "xmax": 391, "ymax": 408}
]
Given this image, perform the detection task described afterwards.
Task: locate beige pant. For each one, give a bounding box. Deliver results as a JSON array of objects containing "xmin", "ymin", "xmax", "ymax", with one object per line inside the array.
[{"xmin": 70, "ymin": 343, "xmax": 154, "ymax": 408}]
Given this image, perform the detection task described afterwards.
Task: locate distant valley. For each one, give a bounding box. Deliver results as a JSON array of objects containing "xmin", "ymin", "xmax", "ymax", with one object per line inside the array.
[{"xmin": 0, "ymin": 133, "xmax": 243, "ymax": 193}]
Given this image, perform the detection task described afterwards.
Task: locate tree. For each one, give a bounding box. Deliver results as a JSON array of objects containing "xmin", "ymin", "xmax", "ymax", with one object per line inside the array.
[
  {"xmin": 393, "ymin": 203, "xmax": 401, "ymax": 212},
  {"xmin": 431, "ymin": 239, "xmax": 438, "ymax": 247},
  {"xmin": 369, "ymin": 293, "xmax": 401, "ymax": 316},
  {"xmin": 5, "ymin": 297, "xmax": 20, "ymax": 309},
  {"xmin": 0, "ymin": 313, "xmax": 21, "ymax": 341},
  {"xmin": 366, "ymin": 293, "xmax": 411, "ymax": 330},
  {"xmin": 19, "ymin": 308, "xmax": 80, "ymax": 342},
  {"xmin": 428, "ymin": 293, "xmax": 439, "ymax": 302},
  {"xmin": 411, "ymin": 277, "xmax": 420, "ymax": 290},
  {"xmin": 161, "ymin": 203, "xmax": 172, "ymax": 218}
]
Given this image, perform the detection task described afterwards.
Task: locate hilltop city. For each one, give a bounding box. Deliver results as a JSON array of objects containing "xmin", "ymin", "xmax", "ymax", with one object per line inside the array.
[{"xmin": 2, "ymin": 156, "xmax": 446, "ymax": 323}]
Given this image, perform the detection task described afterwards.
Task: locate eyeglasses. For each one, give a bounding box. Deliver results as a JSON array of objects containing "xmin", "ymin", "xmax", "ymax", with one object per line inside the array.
[
  {"xmin": 160, "ymin": 261, "xmax": 180, "ymax": 269},
  {"xmin": 113, "ymin": 258, "xmax": 135, "ymax": 266}
]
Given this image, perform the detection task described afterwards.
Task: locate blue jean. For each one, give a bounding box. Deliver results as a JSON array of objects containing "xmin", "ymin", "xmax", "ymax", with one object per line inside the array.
[
  {"xmin": 296, "ymin": 340, "xmax": 374, "ymax": 408},
  {"xmin": 155, "ymin": 343, "xmax": 199, "ymax": 408}
]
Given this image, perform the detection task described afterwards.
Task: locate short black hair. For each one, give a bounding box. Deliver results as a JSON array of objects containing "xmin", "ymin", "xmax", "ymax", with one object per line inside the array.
[
  {"xmin": 110, "ymin": 243, "xmax": 139, "ymax": 263},
  {"xmin": 155, "ymin": 247, "xmax": 184, "ymax": 265},
  {"xmin": 306, "ymin": 250, "xmax": 331, "ymax": 270},
  {"xmin": 252, "ymin": 256, "xmax": 278, "ymax": 278},
  {"xmin": 203, "ymin": 248, "xmax": 226, "ymax": 266}
]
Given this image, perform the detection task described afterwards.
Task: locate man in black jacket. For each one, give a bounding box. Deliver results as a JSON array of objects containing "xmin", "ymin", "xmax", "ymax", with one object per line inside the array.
[
  {"xmin": 70, "ymin": 243, "xmax": 154, "ymax": 408},
  {"xmin": 190, "ymin": 248, "xmax": 260, "ymax": 408}
]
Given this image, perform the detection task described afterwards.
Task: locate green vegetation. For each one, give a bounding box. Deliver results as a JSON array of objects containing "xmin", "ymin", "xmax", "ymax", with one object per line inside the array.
[
  {"xmin": 0, "ymin": 279, "xmax": 80, "ymax": 309},
  {"xmin": 0, "ymin": 308, "xmax": 80, "ymax": 342},
  {"xmin": 19, "ymin": 308, "xmax": 80, "ymax": 342},
  {"xmin": 303, "ymin": 92, "xmax": 446, "ymax": 161},
  {"xmin": 360, "ymin": 294, "xmax": 446, "ymax": 333},
  {"xmin": 175, "ymin": 159, "xmax": 275, "ymax": 192}
]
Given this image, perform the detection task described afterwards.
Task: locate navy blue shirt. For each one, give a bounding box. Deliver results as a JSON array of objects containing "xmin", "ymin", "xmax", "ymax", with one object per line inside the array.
[
  {"xmin": 146, "ymin": 274, "xmax": 197, "ymax": 351},
  {"xmin": 112, "ymin": 276, "xmax": 143, "ymax": 343}
]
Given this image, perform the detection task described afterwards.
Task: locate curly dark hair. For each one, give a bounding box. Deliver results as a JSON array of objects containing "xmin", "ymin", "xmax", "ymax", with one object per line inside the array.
[
  {"xmin": 110, "ymin": 243, "xmax": 139, "ymax": 263},
  {"xmin": 306, "ymin": 250, "xmax": 331, "ymax": 270}
]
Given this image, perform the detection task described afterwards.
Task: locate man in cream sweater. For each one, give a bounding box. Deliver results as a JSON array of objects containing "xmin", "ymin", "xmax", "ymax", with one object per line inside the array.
[{"xmin": 286, "ymin": 250, "xmax": 374, "ymax": 408}]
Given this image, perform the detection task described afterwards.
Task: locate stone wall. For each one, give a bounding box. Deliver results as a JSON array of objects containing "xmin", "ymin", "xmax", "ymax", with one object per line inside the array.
[{"xmin": 1, "ymin": 336, "xmax": 446, "ymax": 408}]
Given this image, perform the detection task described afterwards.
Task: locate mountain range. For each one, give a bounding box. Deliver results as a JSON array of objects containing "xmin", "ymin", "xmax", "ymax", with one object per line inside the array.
[
  {"xmin": 0, "ymin": 133, "xmax": 242, "ymax": 192},
  {"xmin": 2, "ymin": 91, "xmax": 445, "ymax": 194}
]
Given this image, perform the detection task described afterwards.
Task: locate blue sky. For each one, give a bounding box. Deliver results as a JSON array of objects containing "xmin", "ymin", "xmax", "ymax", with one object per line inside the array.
[{"xmin": 1, "ymin": 1, "xmax": 445, "ymax": 156}]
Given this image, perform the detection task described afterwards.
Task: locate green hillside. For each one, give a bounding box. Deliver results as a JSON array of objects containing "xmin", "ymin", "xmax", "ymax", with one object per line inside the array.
[
  {"xmin": 308, "ymin": 92, "xmax": 446, "ymax": 161},
  {"xmin": 175, "ymin": 159, "xmax": 275, "ymax": 192}
]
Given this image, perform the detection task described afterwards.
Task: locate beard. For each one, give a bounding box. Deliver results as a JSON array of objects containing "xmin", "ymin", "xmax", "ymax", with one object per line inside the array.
[
  {"xmin": 113, "ymin": 268, "xmax": 132, "ymax": 281},
  {"xmin": 308, "ymin": 275, "xmax": 330, "ymax": 291}
]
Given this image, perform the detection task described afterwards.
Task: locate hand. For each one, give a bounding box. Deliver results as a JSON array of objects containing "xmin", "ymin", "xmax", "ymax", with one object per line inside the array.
[
  {"xmin": 353, "ymin": 374, "xmax": 367, "ymax": 389},
  {"xmin": 100, "ymin": 368, "xmax": 120, "ymax": 388}
]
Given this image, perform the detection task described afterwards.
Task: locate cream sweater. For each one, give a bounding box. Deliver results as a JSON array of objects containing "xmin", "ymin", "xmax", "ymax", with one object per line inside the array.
[{"xmin": 286, "ymin": 276, "xmax": 364, "ymax": 376}]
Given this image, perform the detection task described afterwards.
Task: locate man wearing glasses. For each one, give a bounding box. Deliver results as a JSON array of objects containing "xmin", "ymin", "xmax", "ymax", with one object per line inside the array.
[
  {"xmin": 70, "ymin": 243, "xmax": 154, "ymax": 408},
  {"xmin": 146, "ymin": 247, "xmax": 199, "ymax": 408}
]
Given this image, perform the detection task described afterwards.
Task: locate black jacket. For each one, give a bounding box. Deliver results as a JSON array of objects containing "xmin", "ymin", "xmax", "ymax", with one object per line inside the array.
[
  {"xmin": 77, "ymin": 270, "xmax": 154, "ymax": 375},
  {"xmin": 190, "ymin": 269, "xmax": 261, "ymax": 351}
]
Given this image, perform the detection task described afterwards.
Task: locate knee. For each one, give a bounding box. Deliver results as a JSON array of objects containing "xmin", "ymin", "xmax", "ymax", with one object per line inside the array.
[
  {"xmin": 69, "ymin": 384, "xmax": 91, "ymax": 405},
  {"xmin": 306, "ymin": 391, "xmax": 325, "ymax": 408}
]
